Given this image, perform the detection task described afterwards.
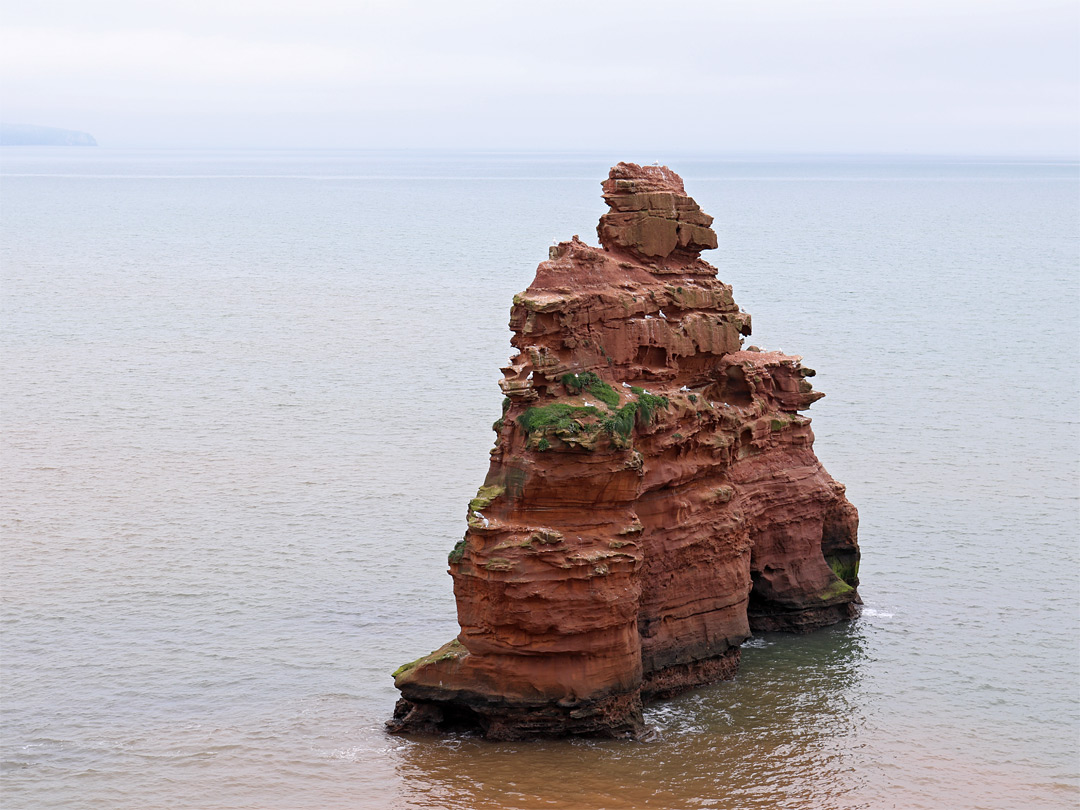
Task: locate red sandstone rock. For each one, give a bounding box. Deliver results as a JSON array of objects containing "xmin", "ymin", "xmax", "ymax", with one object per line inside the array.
[{"xmin": 388, "ymin": 162, "xmax": 860, "ymax": 740}]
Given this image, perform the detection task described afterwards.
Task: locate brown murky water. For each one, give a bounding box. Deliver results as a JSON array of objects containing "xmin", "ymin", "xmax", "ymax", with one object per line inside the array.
[{"xmin": 2, "ymin": 150, "xmax": 1077, "ymax": 808}]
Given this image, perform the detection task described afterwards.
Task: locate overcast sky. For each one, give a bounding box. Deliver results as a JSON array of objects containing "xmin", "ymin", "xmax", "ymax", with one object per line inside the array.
[{"xmin": 2, "ymin": 0, "xmax": 1077, "ymax": 154}]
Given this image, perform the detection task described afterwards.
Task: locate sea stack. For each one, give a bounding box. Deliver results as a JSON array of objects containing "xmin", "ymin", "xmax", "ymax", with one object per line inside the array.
[{"xmin": 389, "ymin": 163, "xmax": 861, "ymax": 740}]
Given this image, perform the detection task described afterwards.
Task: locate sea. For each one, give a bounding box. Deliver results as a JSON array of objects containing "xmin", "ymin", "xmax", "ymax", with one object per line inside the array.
[{"xmin": 2, "ymin": 149, "xmax": 1077, "ymax": 810}]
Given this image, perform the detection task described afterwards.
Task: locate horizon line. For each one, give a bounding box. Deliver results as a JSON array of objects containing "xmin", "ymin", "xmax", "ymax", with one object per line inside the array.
[{"xmin": 2, "ymin": 144, "xmax": 1078, "ymax": 162}]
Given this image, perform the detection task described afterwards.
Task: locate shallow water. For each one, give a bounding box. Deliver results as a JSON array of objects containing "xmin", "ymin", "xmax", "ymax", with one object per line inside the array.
[{"xmin": 2, "ymin": 149, "xmax": 1077, "ymax": 809}]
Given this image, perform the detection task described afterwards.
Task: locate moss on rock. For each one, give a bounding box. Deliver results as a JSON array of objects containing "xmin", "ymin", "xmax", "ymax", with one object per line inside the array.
[
  {"xmin": 468, "ymin": 485, "xmax": 505, "ymax": 513},
  {"xmin": 392, "ymin": 638, "xmax": 467, "ymax": 680}
]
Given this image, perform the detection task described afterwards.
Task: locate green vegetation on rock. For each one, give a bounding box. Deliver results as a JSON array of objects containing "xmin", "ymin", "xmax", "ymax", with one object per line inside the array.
[
  {"xmin": 448, "ymin": 539, "xmax": 468, "ymax": 564},
  {"xmin": 635, "ymin": 391, "xmax": 669, "ymax": 425},
  {"xmin": 468, "ymin": 485, "xmax": 505, "ymax": 513},
  {"xmin": 598, "ymin": 389, "xmax": 669, "ymax": 441},
  {"xmin": 827, "ymin": 556, "xmax": 860, "ymax": 585},
  {"xmin": 602, "ymin": 403, "xmax": 638, "ymax": 439},
  {"xmin": 515, "ymin": 386, "xmax": 666, "ymax": 451},
  {"xmin": 819, "ymin": 578, "xmax": 854, "ymax": 601},
  {"xmin": 561, "ymin": 371, "xmax": 620, "ymax": 408},
  {"xmin": 392, "ymin": 638, "xmax": 466, "ymax": 679},
  {"xmin": 517, "ymin": 403, "xmax": 600, "ymax": 435}
]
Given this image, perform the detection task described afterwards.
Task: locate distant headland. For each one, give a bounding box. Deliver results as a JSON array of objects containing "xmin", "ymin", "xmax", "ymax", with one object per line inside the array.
[{"xmin": 1, "ymin": 124, "xmax": 98, "ymax": 146}]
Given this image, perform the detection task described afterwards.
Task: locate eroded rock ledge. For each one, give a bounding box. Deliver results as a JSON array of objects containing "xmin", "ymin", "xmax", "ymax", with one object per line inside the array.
[{"xmin": 388, "ymin": 163, "xmax": 860, "ymax": 740}]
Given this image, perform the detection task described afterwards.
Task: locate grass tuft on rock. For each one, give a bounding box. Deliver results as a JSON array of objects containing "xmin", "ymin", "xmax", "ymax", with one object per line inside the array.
[
  {"xmin": 448, "ymin": 539, "xmax": 468, "ymax": 564},
  {"xmin": 635, "ymin": 392, "xmax": 669, "ymax": 425},
  {"xmin": 517, "ymin": 403, "xmax": 600, "ymax": 434},
  {"xmin": 561, "ymin": 371, "xmax": 620, "ymax": 408},
  {"xmin": 602, "ymin": 403, "xmax": 638, "ymax": 438}
]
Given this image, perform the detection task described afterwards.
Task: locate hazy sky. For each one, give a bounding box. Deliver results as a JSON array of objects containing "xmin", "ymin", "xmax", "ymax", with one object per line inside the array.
[{"xmin": 2, "ymin": 0, "xmax": 1077, "ymax": 153}]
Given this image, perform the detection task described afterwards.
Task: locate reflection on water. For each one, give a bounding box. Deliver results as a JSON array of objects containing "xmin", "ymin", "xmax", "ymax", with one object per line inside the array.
[
  {"xmin": 391, "ymin": 626, "xmax": 872, "ymax": 810},
  {"xmin": 389, "ymin": 615, "xmax": 1077, "ymax": 810}
]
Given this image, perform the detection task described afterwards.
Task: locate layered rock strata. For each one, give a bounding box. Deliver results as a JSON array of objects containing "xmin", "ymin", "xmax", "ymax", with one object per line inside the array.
[{"xmin": 389, "ymin": 163, "xmax": 860, "ymax": 740}]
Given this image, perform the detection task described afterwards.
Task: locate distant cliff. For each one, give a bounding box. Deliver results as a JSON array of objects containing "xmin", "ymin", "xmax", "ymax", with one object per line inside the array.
[{"xmin": 0, "ymin": 124, "xmax": 97, "ymax": 146}]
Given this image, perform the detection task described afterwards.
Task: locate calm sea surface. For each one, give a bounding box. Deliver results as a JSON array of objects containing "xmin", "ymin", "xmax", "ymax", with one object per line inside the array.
[{"xmin": 2, "ymin": 150, "xmax": 1077, "ymax": 809}]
